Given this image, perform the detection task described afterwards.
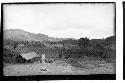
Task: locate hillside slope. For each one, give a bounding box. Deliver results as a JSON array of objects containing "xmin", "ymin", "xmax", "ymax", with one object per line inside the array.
[{"xmin": 4, "ymin": 29, "xmax": 65, "ymax": 42}]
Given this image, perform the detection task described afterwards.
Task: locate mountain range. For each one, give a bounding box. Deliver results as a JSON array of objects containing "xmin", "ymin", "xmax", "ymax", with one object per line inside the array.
[{"xmin": 4, "ymin": 29, "xmax": 74, "ymax": 42}]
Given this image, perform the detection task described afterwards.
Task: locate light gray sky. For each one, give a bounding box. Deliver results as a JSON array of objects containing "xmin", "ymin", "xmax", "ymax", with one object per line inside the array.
[{"xmin": 4, "ymin": 3, "xmax": 115, "ymax": 39}]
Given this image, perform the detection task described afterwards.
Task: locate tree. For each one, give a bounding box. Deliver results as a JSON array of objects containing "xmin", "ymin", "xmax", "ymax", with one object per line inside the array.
[
  {"xmin": 78, "ymin": 37, "xmax": 89, "ymax": 48},
  {"xmin": 95, "ymin": 43, "xmax": 105, "ymax": 50}
]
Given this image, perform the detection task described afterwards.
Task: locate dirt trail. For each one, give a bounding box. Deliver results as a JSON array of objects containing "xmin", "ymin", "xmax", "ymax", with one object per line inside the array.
[{"xmin": 3, "ymin": 60, "xmax": 115, "ymax": 76}]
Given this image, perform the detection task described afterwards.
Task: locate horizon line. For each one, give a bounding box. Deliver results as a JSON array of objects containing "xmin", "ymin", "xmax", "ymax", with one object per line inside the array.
[{"xmin": 4, "ymin": 28, "xmax": 115, "ymax": 40}]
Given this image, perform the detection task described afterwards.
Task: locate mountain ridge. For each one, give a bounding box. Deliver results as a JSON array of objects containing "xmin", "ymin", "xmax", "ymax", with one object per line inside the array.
[{"xmin": 4, "ymin": 29, "xmax": 75, "ymax": 42}]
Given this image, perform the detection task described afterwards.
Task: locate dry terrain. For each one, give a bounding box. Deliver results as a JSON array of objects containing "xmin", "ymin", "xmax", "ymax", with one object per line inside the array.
[{"xmin": 3, "ymin": 59, "xmax": 115, "ymax": 76}]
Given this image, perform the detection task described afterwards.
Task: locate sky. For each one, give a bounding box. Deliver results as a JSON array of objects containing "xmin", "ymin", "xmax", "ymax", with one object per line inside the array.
[{"xmin": 3, "ymin": 3, "xmax": 115, "ymax": 39}]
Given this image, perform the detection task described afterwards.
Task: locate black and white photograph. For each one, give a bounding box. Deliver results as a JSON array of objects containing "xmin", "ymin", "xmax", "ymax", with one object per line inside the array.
[{"xmin": 2, "ymin": 2, "xmax": 116, "ymax": 80}]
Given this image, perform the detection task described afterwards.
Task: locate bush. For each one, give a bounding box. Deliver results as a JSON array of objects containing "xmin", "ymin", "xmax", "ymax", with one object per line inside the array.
[
  {"xmin": 78, "ymin": 37, "xmax": 89, "ymax": 48},
  {"xmin": 3, "ymin": 48, "xmax": 20, "ymax": 63},
  {"xmin": 59, "ymin": 48, "xmax": 86, "ymax": 59},
  {"xmin": 28, "ymin": 57, "xmax": 40, "ymax": 63}
]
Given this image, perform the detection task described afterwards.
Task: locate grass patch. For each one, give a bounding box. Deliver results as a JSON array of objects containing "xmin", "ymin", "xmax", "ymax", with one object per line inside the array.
[{"xmin": 64, "ymin": 56, "xmax": 111, "ymax": 70}]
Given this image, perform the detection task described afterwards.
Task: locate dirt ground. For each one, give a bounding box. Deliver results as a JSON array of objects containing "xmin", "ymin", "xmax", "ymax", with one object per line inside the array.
[{"xmin": 3, "ymin": 60, "xmax": 115, "ymax": 76}]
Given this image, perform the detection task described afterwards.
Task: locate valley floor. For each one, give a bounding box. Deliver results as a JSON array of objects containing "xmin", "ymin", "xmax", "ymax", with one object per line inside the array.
[{"xmin": 3, "ymin": 59, "xmax": 115, "ymax": 76}]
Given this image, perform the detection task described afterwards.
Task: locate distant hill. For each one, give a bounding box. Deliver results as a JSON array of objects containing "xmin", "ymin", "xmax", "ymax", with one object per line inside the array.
[
  {"xmin": 90, "ymin": 36, "xmax": 116, "ymax": 48},
  {"xmin": 4, "ymin": 29, "xmax": 72, "ymax": 42},
  {"xmin": 4, "ymin": 29, "xmax": 115, "ymax": 43},
  {"xmin": 58, "ymin": 39, "xmax": 78, "ymax": 45}
]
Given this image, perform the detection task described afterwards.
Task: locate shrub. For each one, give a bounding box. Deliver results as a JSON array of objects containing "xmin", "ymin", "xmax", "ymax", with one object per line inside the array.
[
  {"xmin": 59, "ymin": 48, "xmax": 86, "ymax": 59},
  {"xmin": 78, "ymin": 37, "xmax": 89, "ymax": 48},
  {"xmin": 3, "ymin": 48, "xmax": 20, "ymax": 63}
]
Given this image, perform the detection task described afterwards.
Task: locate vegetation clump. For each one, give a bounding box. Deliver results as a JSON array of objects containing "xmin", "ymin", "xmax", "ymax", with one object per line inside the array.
[{"xmin": 3, "ymin": 36, "xmax": 115, "ymax": 65}]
